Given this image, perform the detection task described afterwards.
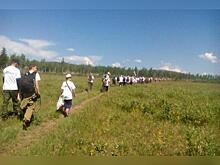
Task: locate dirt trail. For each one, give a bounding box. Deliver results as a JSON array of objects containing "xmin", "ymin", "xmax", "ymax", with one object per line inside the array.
[{"xmin": 0, "ymin": 92, "xmax": 103, "ymax": 155}]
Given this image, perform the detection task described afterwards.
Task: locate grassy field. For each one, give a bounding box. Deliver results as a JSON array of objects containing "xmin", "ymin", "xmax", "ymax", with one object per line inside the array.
[{"xmin": 0, "ymin": 73, "xmax": 219, "ymax": 155}]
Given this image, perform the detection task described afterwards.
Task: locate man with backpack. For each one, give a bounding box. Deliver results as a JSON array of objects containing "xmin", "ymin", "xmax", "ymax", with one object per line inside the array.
[
  {"xmin": 1, "ymin": 59, "xmax": 21, "ymax": 119},
  {"xmin": 19, "ymin": 64, "xmax": 41, "ymax": 130}
]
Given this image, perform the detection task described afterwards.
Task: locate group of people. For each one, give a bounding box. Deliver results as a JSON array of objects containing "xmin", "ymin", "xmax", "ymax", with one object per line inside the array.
[
  {"xmin": 87, "ymin": 72, "xmax": 153, "ymax": 92},
  {"xmin": 1, "ymin": 60, "xmax": 41, "ymax": 129},
  {"xmin": 86, "ymin": 72, "xmax": 111, "ymax": 92},
  {"xmin": 112, "ymin": 75, "xmax": 152, "ymax": 86},
  {"xmin": 1, "ymin": 59, "xmax": 76, "ymax": 130},
  {"xmin": 1, "ymin": 60, "xmax": 160, "ymax": 130}
]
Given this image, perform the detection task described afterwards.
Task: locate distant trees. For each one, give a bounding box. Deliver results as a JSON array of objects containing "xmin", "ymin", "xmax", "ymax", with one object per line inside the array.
[
  {"xmin": 0, "ymin": 47, "xmax": 219, "ymax": 81},
  {"xmin": 0, "ymin": 47, "xmax": 9, "ymax": 69}
]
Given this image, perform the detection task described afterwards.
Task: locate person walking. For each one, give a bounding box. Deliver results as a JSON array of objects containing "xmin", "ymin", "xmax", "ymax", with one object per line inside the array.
[
  {"xmin": 102, "ymin": 72, "xmax": 110, "ymax": 92},
  {"xmin": 119, "ymin": 75, "xmax": 123, "ymax": 86},
  {"xmin": 20, "ymin": 64, "xmax": 41, "ymax": 130},
  {"xmin": 87, "ymin": 72, "xmax": 94, "ymax": 91},
  {"xmin": 1, "ymin": 59, "xmax": 21, "ymax": 119},
  {"xmin": 60, "ymin": 73, "xmax": 76, "ymax": 117}
]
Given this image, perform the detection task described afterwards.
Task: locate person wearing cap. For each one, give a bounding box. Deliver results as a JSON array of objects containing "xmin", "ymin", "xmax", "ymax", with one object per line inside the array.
[
  {"xmin": 1, "ymin": 59, "xmax": 21, "ymax": 119},
  {"xmin": 107, "ymin": 72, "xmax": 110, "ymax": 78},
  {"xmin": 60, "ymin": 73, "xmax": 76, "ymax": 117},
  {"xmin": 20, "ymin": 64, "xmax": 41, "ymax": 130}
]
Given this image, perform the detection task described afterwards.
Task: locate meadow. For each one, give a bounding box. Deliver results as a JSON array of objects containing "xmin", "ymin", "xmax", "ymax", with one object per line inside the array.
[{"xmin": 0, "ymin": 73, "xmax": 219, "ymax": 156}]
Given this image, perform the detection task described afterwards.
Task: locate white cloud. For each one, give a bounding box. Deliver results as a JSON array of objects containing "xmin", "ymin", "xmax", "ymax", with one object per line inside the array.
[
  {"xmin": 0, "ymin": 35, "xmax": 102, "ymax": 65},
  {"xmin": 112, "ymin": 62, "xmax": 121, "ymax": 67},
  {"xmin": 19, "ymin": 38, "xmax": 55, "ymax": 48},
  {"xmin": 58, "ymin": 55, "xmax": 102, "ymax": 65},
  {"xmin": 199, "ymin": 52, "xmax": 218, "ymax": 63},
  {"xmin": 66, "ymin": 48, "xmax": 75, "ymax": 52},
  {"xmin": 122, "ymin": 59, "xmax": 130, "ymax": 63},
  {"xmin": 123, "ymin": 59, "xmax": 142, "ymax": 64},
  {"xmin": 0, "ymin": 35, "xmax": 57, "ymax": 60},
  {"xmin": 158, "ymin": 62, "xmax": 185, "ymax": 73},
  {"xmin": 134, "ymin": 59, "xmax": 142, "ymax": 63}
]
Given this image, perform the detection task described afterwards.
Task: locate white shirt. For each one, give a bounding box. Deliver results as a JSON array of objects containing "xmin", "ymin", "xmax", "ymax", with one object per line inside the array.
[
  {"xmin": 61, "ymin": 80, "xmax": 76, "ymax": 100},
  {"xmin": 88, "ymin": 75, "xmax": 94, "ymax": 83},
  {"xmin": 103, "ymin": 77, "xmax": 110, "ymax": 86},
  {"xmin": 3, "ymin": 65, "xmax": 21, "ymax": 90},
  {"xmin": 119, "ymin": 76, "xmax": 123, "ymax": 83}
]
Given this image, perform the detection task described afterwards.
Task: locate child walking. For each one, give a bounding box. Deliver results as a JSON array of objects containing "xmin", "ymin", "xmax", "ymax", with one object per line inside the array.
[{"xmin": 61, "ymin": 73, "xmax": 76, "ymax": 117}]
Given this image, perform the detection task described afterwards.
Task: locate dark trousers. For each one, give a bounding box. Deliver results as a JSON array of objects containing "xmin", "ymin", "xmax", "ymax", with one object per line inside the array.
[
  {"xmin": 103, "ymin": 86, "xmax": 109, "ymax": 92},
  {"xmin": 88, "ymin": 82, "xmax": 93, "ymax": 90},
  {"xmin": 1, "ymin": 90, "xmax": 20, "ymax": 117}
]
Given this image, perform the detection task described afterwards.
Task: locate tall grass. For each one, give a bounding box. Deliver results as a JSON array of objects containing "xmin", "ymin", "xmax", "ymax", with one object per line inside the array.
[
  {"xmin": 0, "ymin": 73, "xmax": 102, "ymax": 150},
  {"xmin": 3, "ymin": 80, "xmax": 218, "ymax": 156}
]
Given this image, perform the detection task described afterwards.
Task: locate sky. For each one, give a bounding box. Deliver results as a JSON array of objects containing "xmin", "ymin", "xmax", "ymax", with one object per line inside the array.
[
  {"xmin": 0, "ymin": 9, "xmax": 219, "ymax": 75},
  {"xmin": 0, "ymin": 0, "xmax": 220, "ymax": 9}
]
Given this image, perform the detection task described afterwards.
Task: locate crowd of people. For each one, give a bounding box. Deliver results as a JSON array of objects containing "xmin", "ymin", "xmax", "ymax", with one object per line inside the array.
[
  {"xmin": 1, "ymin": 59, "xmax": 168, "ymax": 130},
  {"xmin": 111, "ymin": 75, "xmax": 169, "ymax": 86},
  {"xmin": 99, "ymin": 72, "xmax": 168, "ymax": 92}
]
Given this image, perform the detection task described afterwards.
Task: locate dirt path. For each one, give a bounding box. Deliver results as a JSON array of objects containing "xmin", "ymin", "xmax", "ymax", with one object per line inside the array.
[{"xmin": 0, "ymin": 92, "xmax": 103, "ymax": 155}]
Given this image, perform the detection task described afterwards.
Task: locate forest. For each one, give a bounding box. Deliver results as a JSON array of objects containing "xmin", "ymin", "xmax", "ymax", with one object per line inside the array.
[{"xmin": 1, "ymin": 47, "xmax": 219, "ymax": 81}]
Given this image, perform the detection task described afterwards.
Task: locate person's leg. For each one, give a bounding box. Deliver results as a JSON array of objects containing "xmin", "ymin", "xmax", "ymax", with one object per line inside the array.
[
  {"xmin": 101, "ymin": 84, "xmax": 105, "ymax": 92},
  {"xmin": 63, "ymin": 100, "xmax": 68, "ymax": 117},
  {"xmin": 23, "ymin": 100, "xmax": 36, "ymax": 129},
  {"xmin": 1, "ymin": 90, "xmax": 11, "ymax": 119},
  {"xmin": 65, "ymin": 108, "xmax": 70, "ymax": 116},
  {"xmin": 88, "ymin": 82, "xmax": 90, "ymax": 90},
  {"xmin": 90, "ymin": 83, "xmax": 93, "ymax": 90},
  {"xmin": 63, "ymin": 100, "xmax": 72, "ymax": 117},
  {"xmin": 103, "ymin": 86, "xmax": 106, "ymax": 92},
  {"xmin": 89, "ymin": 82, "xmax": 93, "ymax": 90},
  {"xmin": 11, "ymin": 90, "xmax": 21, "ymax": 116}
]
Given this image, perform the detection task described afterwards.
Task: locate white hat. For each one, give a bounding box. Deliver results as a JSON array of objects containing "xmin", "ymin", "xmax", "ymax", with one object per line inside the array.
[
  {"xmin": 107, "ymin": 72, "xmax": 110, "ymax": 75},
  {"xmin": 66, "ymin": 73, "xmax": 72, "ymax": 78}
]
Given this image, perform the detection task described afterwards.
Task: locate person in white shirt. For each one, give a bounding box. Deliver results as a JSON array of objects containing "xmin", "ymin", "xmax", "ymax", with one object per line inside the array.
[
  {"xmin": 87, "ymin": 72, "xmax": 94, "ymax": 91},
  {"xmin": 1, "ymin": 59, "xmax": 21, "ymax": 119},
  {"xmin": 102, "ymin": 72, "xmax": 110, "ymax": 92},
  {"xmin": 61, "ymin": 73, "xmax": 76, "ymax": 117},
  {"xmin": 119, "ymin": 75, "xmax": 123, "ymax": 86}
]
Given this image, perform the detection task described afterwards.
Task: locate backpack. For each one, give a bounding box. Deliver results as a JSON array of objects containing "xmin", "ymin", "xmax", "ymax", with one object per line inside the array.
[
  {"xmin": 19, "ymin": 72, "xmax": 37, "ymax": 98},
  {"xmin": 88, "ymin": 75, "xmax": 93, "ymax": 81}
]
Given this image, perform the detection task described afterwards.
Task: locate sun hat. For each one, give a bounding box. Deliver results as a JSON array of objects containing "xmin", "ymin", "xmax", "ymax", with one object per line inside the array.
[{"xmin": 66, "ymin": 73, "xmax": 72, "ymax": 78}]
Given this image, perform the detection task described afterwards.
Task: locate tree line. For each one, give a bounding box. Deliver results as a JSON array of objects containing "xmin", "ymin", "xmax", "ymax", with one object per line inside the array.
[{"xmin": 0, "ymin": 47, "xmax": 219, "ymax": 81}]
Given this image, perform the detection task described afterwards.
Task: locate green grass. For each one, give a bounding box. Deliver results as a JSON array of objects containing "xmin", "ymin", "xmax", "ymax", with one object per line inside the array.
[
  {"xmin": 0, "ymin": 73, "xmax": 102, "ymax": 150},
  {"xmin": 1, "ymin": 79, "xmax": 218, "ymax": 156}
]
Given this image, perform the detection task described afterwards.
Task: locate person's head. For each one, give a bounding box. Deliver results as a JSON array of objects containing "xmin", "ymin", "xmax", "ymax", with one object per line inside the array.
[
  {"xmin": 11, "ymin": 59, "xmax": 20, "ymax": 67},
  {"xmin": 28, "ymin": 64, "xmax": 38, "ymax": 72},
  {"xmin": 65, "ymin": 73, "xmax": 72, "ymax": 80}
]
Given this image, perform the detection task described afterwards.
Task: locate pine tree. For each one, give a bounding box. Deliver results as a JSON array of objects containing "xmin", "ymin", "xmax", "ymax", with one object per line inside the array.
[
  {"xmin": 61, "ymin": 57, "xmax": 65, "ymax": 73},
  {"xmin": 0, "ymin": 47, "xmax": 9, "ymax": 69}
]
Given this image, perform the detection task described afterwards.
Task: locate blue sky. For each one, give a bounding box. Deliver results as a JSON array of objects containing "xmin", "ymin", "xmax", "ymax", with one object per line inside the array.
[
  {"xmin": 0, "ymin": 10, "xmax": 219, "ymax": 75},
  {"xmin": 0, "ymin": 0, "xmax": 220, "ymax": 9}
]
